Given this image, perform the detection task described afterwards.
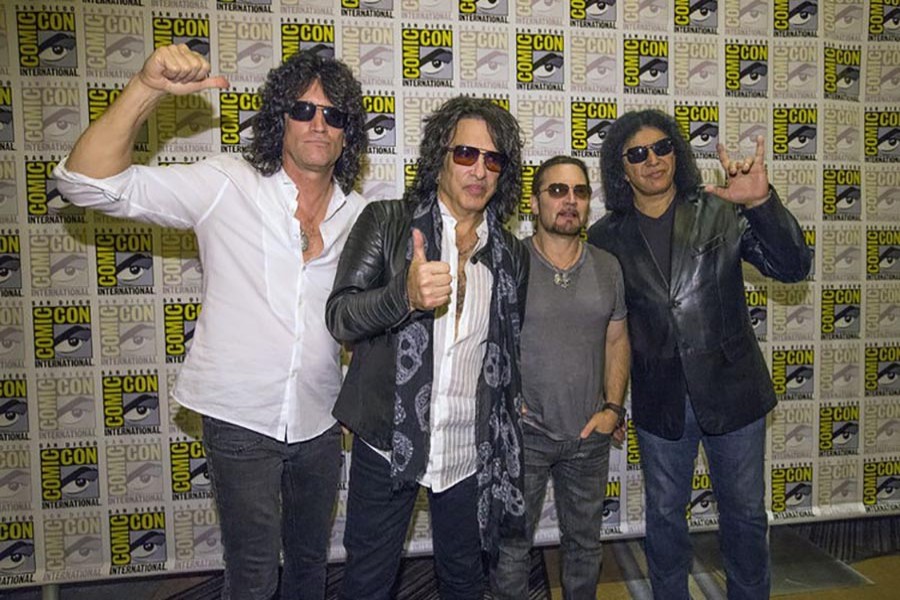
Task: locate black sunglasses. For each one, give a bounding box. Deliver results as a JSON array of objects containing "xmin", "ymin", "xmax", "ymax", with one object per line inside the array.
[
  {"xmin": 447, "ymin": 145, "xmax": 508, "ymax": 173},
  {"xmin": 286, "ymin": 101, "xmax": 348, "ymax": 129},
  {"xmin": 622, "ymin": 137, "xmax": 675, "ymax": 164},
  {"xmin": 539, "ymin": 183, "xmax": 592, "ymax": 200}
]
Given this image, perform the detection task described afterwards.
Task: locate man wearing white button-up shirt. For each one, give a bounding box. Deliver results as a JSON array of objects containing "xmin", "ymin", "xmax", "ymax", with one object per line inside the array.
[{"xmin": 53, "ymin": 44, "xmax": 367, "ymax": 600}]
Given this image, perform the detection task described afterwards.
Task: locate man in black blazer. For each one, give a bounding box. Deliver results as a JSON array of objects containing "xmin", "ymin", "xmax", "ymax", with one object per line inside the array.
[{"xmin": 588, "ymin": 109, "xmax": 811, "ymax": 600}]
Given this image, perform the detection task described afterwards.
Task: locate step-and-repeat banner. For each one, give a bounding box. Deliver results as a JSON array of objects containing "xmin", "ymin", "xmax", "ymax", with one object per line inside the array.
[{"xmin": 0, "ymin": 0, "xmax": 899, "ymax": 590}]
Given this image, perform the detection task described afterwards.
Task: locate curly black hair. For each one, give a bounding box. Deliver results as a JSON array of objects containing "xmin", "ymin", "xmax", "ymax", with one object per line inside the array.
[
  {"xmin": 405, "ymin": 96, "xmax": 522, "ymax": 222},
  {"xmin": 244, "ymin": 50, "xmax": 367, "ymax": 194},
  {"xmin": 532, "ymin": 155, "xmax": 589, "ymax": 197},
  {"xmin": 600, "ymin": 109, "xmax": 701, "ymax": 215}
]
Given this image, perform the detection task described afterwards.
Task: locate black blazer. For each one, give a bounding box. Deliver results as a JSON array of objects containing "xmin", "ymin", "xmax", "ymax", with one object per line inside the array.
[
  {"xmin": 587, "ymin": 188, "xmax": 811, "ymax": 439},
  {"xmin": 326, "ymin": 199, "xmax": 529, "ymax": 450}
]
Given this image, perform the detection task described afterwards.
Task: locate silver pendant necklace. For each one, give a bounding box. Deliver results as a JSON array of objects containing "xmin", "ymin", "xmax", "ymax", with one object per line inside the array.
[
  {"xmin": 300, "ymin": 228, "xmax": 310, "ymax": 252},
  {"xmin": 553, "ymin": 271, "xmax": 571, "ymax": 288}
]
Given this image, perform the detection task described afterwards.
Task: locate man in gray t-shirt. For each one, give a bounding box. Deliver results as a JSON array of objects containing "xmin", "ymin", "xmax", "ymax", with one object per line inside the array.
[{"xmin": 491, "ymin": 156, "xmax": 630, "ymax": 599}]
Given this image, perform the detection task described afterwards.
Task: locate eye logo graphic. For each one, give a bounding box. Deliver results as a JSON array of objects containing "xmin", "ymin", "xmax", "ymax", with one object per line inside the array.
[
  {"xmin": 29, "ymin": 230, "xmax": 90, "ymax": 294},
  {"xmin": 602, "ymin": 478, "xmax": 621, "ymax": 530},
  {"xmin": 0, "ymin": 232, "xmax": 21, "ymax": 297},
  {"xmin": 824, "ymin": 45, "xmax": 861, "ymax": 102},
  {"xmin": 102, "ymin": 372, "xmax": 161, "ymax": 436},
  {"xmin": 725, "ymin": 41, "xmax": 768, "ymax": 98},
  {"xmin": 772, "ymin": 347, "xmax": 815, "ymax": 400},
  {"xmin": 36, "ymin": 372, "xmax": 96, "ymax": 437},
  {"xmin": 32, "ymin": 303, "xmax": 93, "ymax": 367},
  {"xmin": 0, "ymin": 519, "xmax": 36, "ymax": 584},
  {"xmin": 161, "ymin": 230, "xmax": 202, "ymax": 294},
  {"xmin": 518, "ymin": 98, "xmax": 565, "ymax": 155},
  {"xmin": 363, "ymin": 94, "xmax": 396, "ymax": 153},
  {"xmin": 219, "ymin": 91, "xmax": 260, "ymax": 152},
  {"xmin": 819, "ymin": 404, "xmax": 860, "ymax": 456},
  {"xmin": 281, "ymin": 20, "xmax": 335, "ymax": 63},
  {"xmin": 864, "ymin": 344, "xmax": 900, "ymax": 397},
  {"xmin": 459, "ymin": 27, "xmax": 508, "ymax": 89},
  {"xmin": 674, "ymin": 0, "xmax": 718, "ymax": 33},
  {"xmin": 42, "ymin": 514, "xmax": 103, "ymax": 573},
  {"xmin": 95, "ymin": 232, "xmax": 155, "ymax": 294},
  {"xmin": 868, "ymin": 0, "xmax": 900, "ymax": 41},
  {"xmin": 109, "ymin": 510, "xmax": 167, "ymax": 574},
  {"xmin": 39, "ymin": 444, "xmax": 100, "ymax": 510},
  {"xmin": 745, "ymin": 288, "xmax": 768, "ymax": 341},
  {"xmin": 106, "ymin": 439, "xmax": 164, "ymax": 504},
  {"xmin": 863, "ymin": 458, "xmax": 900, "ymax": 512},
  {"xmin": 823, "ymin": 167, "xmax": 861, "ymax": 221},
  {"xmin": 570, "ymin": 0, "xmax": 616, "ymax": 28},
  {"xmin": 0, "ymin": 443, "xmax": 32, "ymax": 509},
  {"xmin": 460, "ymin": 0, "xmax": 509, "ymax": 23},
  {"xmin": 402, "ymin": 26, "xmax": 453, "ymax": 87},
  {"xmin": 173, "ymin": 507, "xmax": 222, "ymax": 568},
  {"xmin": 342, "ymin": 22, "xmax": 394, "ymax": 85},
  {"xmin": 674, "ymin": 103, "xmax": 719, "ymax": 159},
  {"xmin": 84, "ymin": 10, "xmax": 146, "ymax": 79},
  {"xmin": 866, "ymin": 228, "xmax": 900, "ymax": 280},
  {"xmin": 341, "ymin": 0, "xmax": 393, "ymax": 19},
  {"xmin": 688, "ymin": 471, "xmax": 718, "ymax": 522},
  {"xmin": 865, "ymin": 109, "xmax": 900, "ymax": 162},
  {"xmin": 99, "ymin": 300, "xmax": 157, "ymax": 366},
  {"xmin": 772, "ymin": 106, "xmax": 817, "ymax": 160},
  {"xmin": 16, "ymin": 8, "xmax": 78, "ymax": 76},
  {"xmin": 771, "ymin": 464, "xmax": 814, "ymax": 515},
  {"xmin": 571, "ymin": 100, "xmax": 616, "ymax": 157},
  {"xmin": 164, "ymin": 301, "xmax": 201, "ymax": 363},
  {"xmin": 0, "ymin": 377, "xmax": 27, "ymax": 441},
  {"xmin": 774, "ymin": 0, "xmax": 819, "ymax": 37},
  {"xmin": 623, "ymin": 36, "xmax": 668, "ymax": 95},
  {"xmin": 26, "ymin": 158, "xmax": 84, "ymax": 224},
  {"xmin": 170, "ymin": 440, "xmax": 212, "ymax": 500},
  {"xmin": 217, "ymin": 18, "xmax": 273, "ymax": 84},
  {"xmin": 152, "ymin": 15, "xmax": 210, "ymax": 56},
  {"xmin": 821, "ymin": 286, "xmax": 861, "ymax": 340}
]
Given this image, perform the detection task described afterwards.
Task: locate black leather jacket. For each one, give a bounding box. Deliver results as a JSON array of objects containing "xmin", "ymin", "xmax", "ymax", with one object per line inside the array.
[
  {"xmin": 326, "ymin": 199, "xmax": 529, "ymax": 450},
  {"xmin": 587, "ymin": 188, "xmax": 812, "ymax": 439}
]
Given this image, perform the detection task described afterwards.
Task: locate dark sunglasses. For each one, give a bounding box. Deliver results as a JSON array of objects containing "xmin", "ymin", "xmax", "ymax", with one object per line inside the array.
[
  {"xmin": 447, "ymin": 145, "xmax": 508, "ymax": 173},
  {"xmin": 539, "ymin": 183, "xmax": 592, "ymax": 200},
  {"xmin": 286, "ymin": 100, "xmax": 348, "ymax": 129},
  {"xmin": 622, "ymin": 137, "xmax": 675, "ymax": 164}
]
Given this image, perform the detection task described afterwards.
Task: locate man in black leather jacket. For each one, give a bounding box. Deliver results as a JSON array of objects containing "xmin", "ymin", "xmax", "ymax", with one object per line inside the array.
[
  {"xmin": 587, "ymin": 109, "xmax": 811, "ymax": 600},
  {"xmin": 326, "ymin": 96, "xmax": 529, "ymax": 599}
]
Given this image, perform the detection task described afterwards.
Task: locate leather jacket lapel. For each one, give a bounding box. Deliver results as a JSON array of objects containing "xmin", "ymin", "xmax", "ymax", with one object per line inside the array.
[{"xmin": 669, "ymin": 193, "xmax": 698, "ymax": 296}]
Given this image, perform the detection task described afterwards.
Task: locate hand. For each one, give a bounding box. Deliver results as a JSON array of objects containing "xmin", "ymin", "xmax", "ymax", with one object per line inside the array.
[
  {"xmin": 580, "ymin": 409, "xmax": 620, "ymax": 439},
  {"xmin": 704, "ymin": 135, "xmax": 770, "ymax": 209},
  {"xmin": 137, "ymin": 44, "xmax": 230, "ymax": 96},
  {"xmin": 407, "ymin": 228, "xmax": 452, "ymax": 311}
]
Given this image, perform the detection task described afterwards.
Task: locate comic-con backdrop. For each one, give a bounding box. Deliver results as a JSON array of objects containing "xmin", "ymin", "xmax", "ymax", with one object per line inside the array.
[{"xmin": 0, "ymin": 0, "xmax": 898, "ymax": 589}]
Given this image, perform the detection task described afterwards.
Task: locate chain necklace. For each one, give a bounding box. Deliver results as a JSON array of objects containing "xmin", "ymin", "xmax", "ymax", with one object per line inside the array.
[{"xmin": 532, "ymin": 237, "xmax": 582, "ymax": 289}]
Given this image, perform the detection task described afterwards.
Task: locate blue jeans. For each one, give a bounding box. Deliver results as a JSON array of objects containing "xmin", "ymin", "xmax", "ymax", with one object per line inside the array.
[
  {"xmin": 202, "ymin": 416, "xmax": 342, "ymax": 600},
  {"xmin": 339, "ymin": 439, "xmax": 485, "ymax": 600},
  {"xmin": 492, "ymin": 425, "xmax": 610, "ymax": 600},
  {"xmin": 636, "ymin": 401, "xmax": 769, "ymax": 600}
]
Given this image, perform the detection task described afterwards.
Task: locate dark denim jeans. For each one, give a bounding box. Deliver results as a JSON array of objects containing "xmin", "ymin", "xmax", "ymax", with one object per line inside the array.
[
  {"xmin": 202, "ymin": 416, "xmax": 342, "ymax": 600},
  {"xmin": 636, "ymin": 401, "xmax": 769, "ymax": 600},
  {"xmin": 491, "ymin": 425, "xmax": 610, "ymax": 600},
  {"xmin": 339, "ymin": 439, "xmax": 485, "ymax": 600}
]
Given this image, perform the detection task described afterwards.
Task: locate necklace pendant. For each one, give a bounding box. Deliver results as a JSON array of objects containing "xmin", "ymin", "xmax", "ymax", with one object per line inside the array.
[
  {"xmin": 554, "ymin": 272, "xmax": 571, "ymax": 288},
  {"xmin": 300, "ymin": 229, "xmax": 309, "ymax": 252}
]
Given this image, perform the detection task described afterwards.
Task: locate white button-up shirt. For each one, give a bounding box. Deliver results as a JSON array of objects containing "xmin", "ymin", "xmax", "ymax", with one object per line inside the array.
[{"xmin": 54, "ymin": 155, "xmax": 365, "ymax": 442}]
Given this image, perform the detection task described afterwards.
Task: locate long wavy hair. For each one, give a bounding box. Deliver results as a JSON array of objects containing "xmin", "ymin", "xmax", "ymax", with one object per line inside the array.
[
  {"xmin": 244, "ymin": 50, "xmax": 367, "ymax": 194},
  {"xmin": 405, "ymin": 96, "xmax": 522, "ymax": 222},
  {"xmin": 599, "ymin": 109, "xmax": 701, "ymax": 215}
]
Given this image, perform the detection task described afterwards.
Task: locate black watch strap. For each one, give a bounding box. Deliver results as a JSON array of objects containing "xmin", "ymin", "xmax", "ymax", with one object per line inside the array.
[{"xmin": 602, "ymin": 402, "xmax": 626, "ymax": 427}]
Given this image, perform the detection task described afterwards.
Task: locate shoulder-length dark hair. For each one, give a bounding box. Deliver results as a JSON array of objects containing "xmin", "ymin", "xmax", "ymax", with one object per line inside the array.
[
  {"xmin": 405, "ymin": 96, "xmax": 522, "ymax": 222},
  {"xmin": 600, "ymin": 109, "xmax": 701, "ymax": 215},
  {"xmin": 244, "ymin": 50, "xmax": 367, "ymax": 194}
]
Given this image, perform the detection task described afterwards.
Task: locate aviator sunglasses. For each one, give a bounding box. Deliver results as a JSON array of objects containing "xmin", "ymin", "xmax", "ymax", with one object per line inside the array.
[
  {"xmin": 622, "ymin": 137, "xmax": 675, "ymax": 164},
  {"xmin": 286, "ymin": 100, "xmax": 348, "ymax": 129},
  {"xmin": 539, "ymin": 183, "xmax": 592, "ymax": 200},
  {"xmin": 447, "ymin": 145, "xmax": 508, "ymax": 173}
]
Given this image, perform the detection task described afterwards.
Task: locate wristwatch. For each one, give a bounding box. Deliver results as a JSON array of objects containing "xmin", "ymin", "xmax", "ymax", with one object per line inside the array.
[{"xmin": 602, "ymin": 402, "xmax": 626, "ymax": 428}]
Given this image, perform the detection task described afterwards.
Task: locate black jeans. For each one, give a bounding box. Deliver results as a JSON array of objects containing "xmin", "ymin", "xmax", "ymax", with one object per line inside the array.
[{"xmin": 339, "ymin": 439, "xmax": 485, "ymax": 600}]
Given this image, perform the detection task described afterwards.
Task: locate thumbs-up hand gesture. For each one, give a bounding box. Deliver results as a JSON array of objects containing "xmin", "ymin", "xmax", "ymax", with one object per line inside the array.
[{"xmin": 407, "ymin": 228, "xmax": 452, "ymax": 311}]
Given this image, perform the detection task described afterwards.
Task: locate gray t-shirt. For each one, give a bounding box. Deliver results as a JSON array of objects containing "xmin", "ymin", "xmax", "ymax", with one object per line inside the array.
[{"xmin": 521, "ymin": 237, "xmax": 627, "ymax": 440}]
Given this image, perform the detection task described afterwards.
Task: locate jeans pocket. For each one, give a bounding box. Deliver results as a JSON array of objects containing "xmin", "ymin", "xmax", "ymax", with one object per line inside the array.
[{"xmin": 202, "ymin": 416, "xmax": 267, "ymax": 456}]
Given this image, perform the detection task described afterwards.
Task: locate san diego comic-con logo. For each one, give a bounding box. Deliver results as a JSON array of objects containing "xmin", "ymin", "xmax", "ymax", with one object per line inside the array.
[
  {"xmin": 772, "ymin": 105, "xmax": 817, "ymax": 161},
  {"xmin": 622, "ymin": 0, "xmax": 667, "ymax": 31},
  {"xmin": 107, "ymin": 438, "xmax": 164, "ymax": 504},
  {"xmin": 725, "ymin": 40, "xmax": 768, "ymax": 98},
  {"xmin": 822, "ymin": 106, "xmax": 861, "ymax": 162},
  {"xmin": 868, "ymin": 0, "xmax": 900, "ymax": 41},
  {"xmin": 865, "ymin": 397, "xmax": 900, "ymax": 455},
  {"xmin": 745, "ymin": 287, "xmax": 768, "ymax": 342},
  {"xmin": 866, "ymin": 283, "xmax": 900, "ymax": 339},
  {"xmin": 459, "ymin": 0, "xmax": 508, "ymax": 23},
  {"xmin": 164, "ymin": 299, "xmax": 201, "ymax": 363},
  {"xmin": 26, "ymin": 156, "xmax": 85, "ymax": 224},
  {"xmin": 216, "ymin": 0, "xmax": 274, "ymax": 14},
  {"xmin": 109, "ymin": 508, "xmax": 167, "ymax": 575},
  {"xmin": 36, "ymin": 371, "xmax": 97, "ymax": 439},
  {"xmin": 217, "ymin": 17, "xmax": 273, "ymax": 84},
  {"xmin": 0, "ymin": 517, "xmax": 36, "ymax": 586},
  {"xmin": 152, "ymin": 13, "xmax": 209, "ymax": 56},
  {"xmin": 864, "ymin": 109, "xmax": 900, "ymax": 162},
  {"xmin": 83, "ymin": 7, "xmax": 145, "ymax": 80},
  {"xmin": 626, "ymin": 470, "xmax": 645, "ymax": 524},
  {"xmin": 0, "ymin": 376, "xmax": 27, "ymax": 440},
  {"xmin": 865, "ymin": 166, "xmax": 900, "ymax": 222},
  {"xmin": 0, "ymin": 83, "xmax": 13, "ymax": 151},
  {"xmin": 626, "ymin": 418, "xmax": 641, "ymax": 471},
  {"xmin": 0, "ymin": 158, "xmax": 15, "ymax": 224},
  {"xmin": 824, "ymin": 44, "xmax": 861, "ymax": 102},
  {"xmin": 362, "ymin": 159, "xmax": 399, "ymax": 203},
  {"xmin": 16, "ymin": 5, "xmax": 78, "ymax": 77},
  {"xmin": 863, "ymin": 458, "xmax": 900, "ymax": 512},
  {"xmin": 773, "ymin": 0, "xmax": 818, "ymax": 37},
  {"xmin": 220, "ymin": 90, "xmax": 259, "ymax": 153},
  {"xmin": 821, "ymin": 224, "xmax": 862, "ymax": 282},
  {"xmin": 570, "ymin": 32, "xmax": 615, "ymax": 94},
  {"xmin": 42, "ymin": 512, "xmax": 103, "ymax": 578},
  {"xmin": 514, "ymin": 0, "xmax": 566, "ymax": 25},
  {"xmin": 21, "ymin": 81, "xmax": 81, "ymax": 152},
  {"xmin": 724, "ymin": 103, "xmax": 768, "ymax": 159},
  {"xmin": 688, "ymin": 469, "xmax": 718, "ymax": 524},
  {"xmin": 674, "ymin": 0, "xmax": 719, "ymax": 34},
  {"xmin": 570, "ymin": 0, "xmax": 617, "ymax": 29},
  {"xmin": 170, "ymin": 439, "xmax": 212, "ymax": 501},
  {"xmin": 102, "ymin": 371, "xmax": 161, "ymax": 436},
  {"xmin": 161, "ymin": 229, "xmax": 203, "ymax": 295},
  {"xmin": 0, "ymin": 230, "xmax": 21, "ymax": 298},
  {"xmin": 601, "ymin": 478, "xmax": 621, "ymax": 533},
  {"xmin": 819, "ymin": 343, "xmax": 860, "ymax": 401},
  {"xmin": 403, "ymin": 159, "xmax": 417, "ymax": 192},
  {"xmin": 516, "ymin": 30, "xmax": 564, "ymax": 91},
  {"xmin": 723, "ymin": 0, "xmax": 768, "ymax": 35},
  {"xmin": 173, "ymin": 505, "xmax": 222, "ymax": 569},
  {"xmin": 772, "ymin": 346, "xmax": 815, "ymax": 401},
  {"xmin": 341, "ymin": 0, "xmax": 393, "ymax": 19},
  {"xmin": 403, "ymin": 93, "xmax": 453, "ymax": 155},
  {"xmin": 865, "ymin": 343, "xmax": 900, "ymax": 397},
  {"xmin": 623, "ymin": 35, "xmax": 668, "ymax": 95},
  {"xmin": 364, "ymin": 93, "xmax": 396, "ymax": 154},
  {"xmin": 519, "ymin": 98, "xmax": 566, "ymax": 156},
  {"xmin": 459, "ymin": 26, "xmax": 508, "ymax": 89},
  {"xmin": 819, "ymin": 402, "xmax": 860, "ymax": 457},
  {"xmin": 818, "ymin": 459, "xmax": 858, "ymax": 506},
  {"xmin": 0, "ymin": 442, "xmax": 32, "ymax": 509},
  {"xmin": 772, "ymin": 40, "xmax": 816, "ymax": 99},
  {"xmin": 29, "ymin": 226, "xmax": 90, "ymax": 297},
  {"xmin": 673, "ymin": 39, "xmax": 718, "ymax": 97},
  {"xmin": 821, "ymin": 285, "xmax": 861, "ymax": 340},
  {"xmin": 571, "ymin": 99, "xmax": 616, "ymax": 158},
  {"xmin": 0, "ymin": 300, "xmax": 25, "ymax": 369},
  {"xmin": 771, "ymin": 402, "xmax": 815, "ymax": 460},
  {"xmin": 95, "ymin": 229, "xmax": 155, "ymax": 295},
  {"xmin": 866, "ymin": 227, "xmax": 900, "ymax": 280},
  {"xmin": 341, "ymin": 20, "xmax": 394, "ymax": 86},
  {"xmin": 39, "ymin": 442, "xmax": 100, "ymax": 510},
  {"xmin": 403, "ymin": 24, "xmax": 453, "ymax": 87},
  {"xmin": 674, "ymin": 103, "xmax": 718, "ymax": 159},
  {"xmin": 865, "ymin": 45, "xmax": 900, "ymax": 103},
  {"xmin": 823, "ymin": 166, "xmax": 861, "ymax": 221},
  {"xmin": 281, "ymin": 19, "xmax": 335, "ymax": 62},
  {"xmin": 771, "ymin": 463, "xmax": 814, "ymax": 518},
  {"xmin": 88, "ymin": 84, "xmax": 149, "ymax": 154},
  {"xmin": 32, "ymin": 301, "xmax": 93, "ymax": 368},
  {"xmin": 99, "ymin": 298, "xmax": 157, "ymax": 366},
  {"xmin": 823, "ymin": 0, "xmax": 864, "ymax": 40}
]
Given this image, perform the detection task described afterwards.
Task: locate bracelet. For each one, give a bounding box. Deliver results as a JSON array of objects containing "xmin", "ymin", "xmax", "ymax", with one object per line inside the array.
[{"xmin": 602, "ymin": 402, "xmax": 626, "ymax": 427}]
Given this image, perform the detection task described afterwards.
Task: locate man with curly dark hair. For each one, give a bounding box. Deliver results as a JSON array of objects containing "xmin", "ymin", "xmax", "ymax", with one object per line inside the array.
[
  {"xmin": 326, "ymin": 96, "xmax": 528, "ymax": 599},
  {"xmin": 588, "ymin": 109, "xmax": 811, "ymax": 600},
  {"xmin": 54, "ymin": 44, "xmax": 367, "ymax": 600}
]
